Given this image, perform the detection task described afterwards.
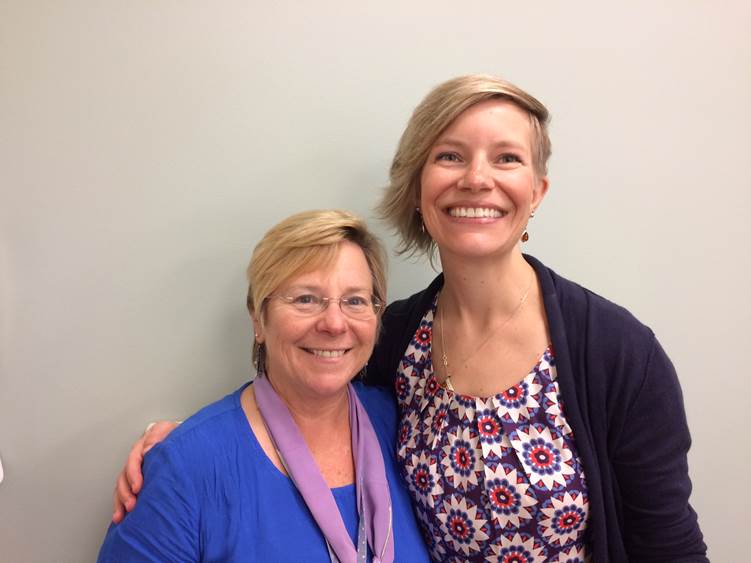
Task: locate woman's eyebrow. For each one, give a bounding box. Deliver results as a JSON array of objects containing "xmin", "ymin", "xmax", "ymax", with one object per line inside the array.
[
  {"xmin": 433, "ymin": 137, "xmax": 528, "ymax": 152},
  {"xmin": 433, "ymin": 138, "xmax": 466, "ymax": 148},
  {"xmin": 283, "ymin": 284, "xmax": 371, "ymax": 294},
  {"xmin": 282, "ymin": 284, "xmax": 321, "ymax": 293},
  {"xmin": 341, "ymin": 285, "xmax": 371, "ymax": 294},
  {"xmin": 492, "ymin": 140, "xmax": 528, "ymax": 151}
]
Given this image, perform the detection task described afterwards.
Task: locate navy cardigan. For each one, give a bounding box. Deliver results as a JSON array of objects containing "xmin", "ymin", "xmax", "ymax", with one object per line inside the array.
[{"xmin": 366, "ymin": 255, "xmax": 707, "ymax": 562}]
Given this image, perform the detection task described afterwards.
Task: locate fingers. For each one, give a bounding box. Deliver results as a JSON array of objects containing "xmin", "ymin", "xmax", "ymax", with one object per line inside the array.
[
  {"xmin": 123, "ymin": 421, "xmax": 178, "ymax": 495},
  {"xmin": 112, "ymin": 470, "xmax": 136, "ymax": 523},
  {"xmin": 142, "ymin": 421, "xmax": 179, "ymax": 455},
  {"xmin": 112, "ymin": 489, "xmax": 124, "ymax": 524},
  {"xmin": 112, "ymin": 437, "xmax": 145, "ymax": 523},
  {"xmin": 124, "ymin": 436, "xmax": 146, "ymax": 495},
  {"xmin": 110, "ymin": 420, "xmax": 180, "ymax": 524}
]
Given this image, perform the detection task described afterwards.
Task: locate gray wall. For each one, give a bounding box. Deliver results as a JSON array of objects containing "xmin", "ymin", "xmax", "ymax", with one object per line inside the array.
[{"xmin": 1, "ymin": 1, "xmax": 749, "ymax": 561}]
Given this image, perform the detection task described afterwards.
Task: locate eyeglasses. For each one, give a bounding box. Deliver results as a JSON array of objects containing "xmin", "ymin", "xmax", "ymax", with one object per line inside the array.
[{"xmin": 266, "ymin": 293, "xmax": 383, "ymax": 319}]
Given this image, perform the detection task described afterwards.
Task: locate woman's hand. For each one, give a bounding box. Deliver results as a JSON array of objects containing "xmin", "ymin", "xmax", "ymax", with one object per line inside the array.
[{"xmin": 111, "ymin": 421, "xmax": 180, "ymax": 523}]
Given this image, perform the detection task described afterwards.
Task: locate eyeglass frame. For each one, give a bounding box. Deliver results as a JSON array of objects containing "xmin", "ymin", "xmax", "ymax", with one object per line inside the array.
[{"xmin": 263, "ymin": 293, "xmax": 384, "ymax": 318}]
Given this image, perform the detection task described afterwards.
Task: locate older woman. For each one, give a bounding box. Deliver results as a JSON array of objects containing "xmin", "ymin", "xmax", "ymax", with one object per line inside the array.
[
  {"xmin": 113, "ymin": 76, "xmax": 707, "ymax": 561},
  {"xmin": 99, "ymin": 210, "xmax": 430, "ymax": 562}
]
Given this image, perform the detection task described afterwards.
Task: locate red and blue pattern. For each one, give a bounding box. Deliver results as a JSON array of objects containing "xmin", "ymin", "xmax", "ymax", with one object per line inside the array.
[{"xmin": 396, "ymin": 299, "xmax": 590, "ymax": 561}]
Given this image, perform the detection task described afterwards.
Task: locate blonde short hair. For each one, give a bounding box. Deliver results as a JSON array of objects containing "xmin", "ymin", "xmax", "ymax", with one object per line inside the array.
[
  {"xmin": 377, "ymin": 74, "xmax": 551, "ymax": 258},
  {"xmin": 246, "ymin": 209, "xmax": 387, "ymax": 365}
]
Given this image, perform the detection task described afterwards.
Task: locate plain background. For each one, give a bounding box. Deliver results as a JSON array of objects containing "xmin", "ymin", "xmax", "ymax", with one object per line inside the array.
[{"xmin": 1, "ymin": 1, "xmax": 749, "ymax": 561}]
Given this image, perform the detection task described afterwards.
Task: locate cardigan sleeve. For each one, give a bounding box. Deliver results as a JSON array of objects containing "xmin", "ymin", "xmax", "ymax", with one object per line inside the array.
[
  {"xmin": 366, "ymin": 286, "xmax": 432, "ymax": 388},
  {"xmin": 366, "ymin": 307, "xmax": 398, "ymax": 387},
  {"xmin": 366, "ymin": 275, "xmax": 445, "ymax": 388},
  {"xmin": 611, "ymin": 336, "xmax": 707, "ymax": 561}
]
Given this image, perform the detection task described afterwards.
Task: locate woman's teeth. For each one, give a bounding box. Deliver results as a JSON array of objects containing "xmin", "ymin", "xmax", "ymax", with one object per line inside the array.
[
  {"xmin": 448, "ymin": 207, "xmax": 503, "ymax": 218},
  {"xmin": 310, "ymin": 349, "xmax": 346, "ymax": 358}
]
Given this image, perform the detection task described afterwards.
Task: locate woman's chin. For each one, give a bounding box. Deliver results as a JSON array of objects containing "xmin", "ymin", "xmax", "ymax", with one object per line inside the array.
[
  {"xmin": 302, "ymin": 368, "xmax": 359, "ymax": 396},
  {"xmin": 440, "ymin": 237, "xmax": 519, "ymax": 261}
]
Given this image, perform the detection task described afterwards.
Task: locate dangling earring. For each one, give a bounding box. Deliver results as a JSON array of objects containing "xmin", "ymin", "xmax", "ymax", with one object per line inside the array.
[
  {"xmin": 521, "ymin": 209, "xmax": 536, "ymax": 243},
  {"xmin": 416, "ymin": 207, "xmax": 426, "ymax": 234},
  {"xmin": 357, "ymin": 362, "xmax": 368, "ymax": 380},
  {"xmin": 254, "ymin": 342, "xmax": 266, "ymax": 375}
]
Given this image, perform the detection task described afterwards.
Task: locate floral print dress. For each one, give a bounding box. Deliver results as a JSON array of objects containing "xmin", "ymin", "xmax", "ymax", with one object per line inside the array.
[{"xmin": 395, "ymin": 299, "xmax": 590, "ymax": 562}]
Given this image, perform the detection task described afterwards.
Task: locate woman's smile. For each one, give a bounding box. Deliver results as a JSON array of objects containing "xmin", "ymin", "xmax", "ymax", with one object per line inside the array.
[
  {"xmin": 446, "ymin": 206, "xmax": 505, "ymax": 219},
  {"xmin": 419, "ymin": 99, "xmax": 548, "ymax": 261},
  {"xmin": 303, "ymin": 347, "xmax": 349, "ymax": 358},
  {"xmin": 258, "ymin": 241, "xmax": 377, "ymax": 399}
]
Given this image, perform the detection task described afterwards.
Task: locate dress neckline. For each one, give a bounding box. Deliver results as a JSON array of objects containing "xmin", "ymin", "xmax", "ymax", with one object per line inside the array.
[{"xmin": 428, "ymin": 295, "xmax": 553, "ymax": 402}]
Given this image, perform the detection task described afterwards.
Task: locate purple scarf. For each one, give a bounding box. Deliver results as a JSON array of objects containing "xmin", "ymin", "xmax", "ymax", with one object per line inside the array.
[{"xmin": 254, "ymin": 375, "xmax": 394, "ymax": 563}]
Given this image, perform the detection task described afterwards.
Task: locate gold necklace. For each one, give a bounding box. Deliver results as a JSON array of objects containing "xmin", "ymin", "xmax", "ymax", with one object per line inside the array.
[{"xmin": 438, "ymin": 271, "xmax": 534, "ymax": 391}]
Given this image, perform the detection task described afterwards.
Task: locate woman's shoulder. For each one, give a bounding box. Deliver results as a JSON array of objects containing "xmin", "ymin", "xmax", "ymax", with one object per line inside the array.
[
  {"xmin": 174, "ymin": 383, "xmax": 247, "ymax": 433},
  {"xmin": 568, "ymin": 277, "xmax": 651, "ymax": 333},
  {"xmin": 529, "ymin": 254, "xmax": 656, "ymax": 345},
  {"xmin": 530, "ymin": 256, "xmax": 675, "ymax": 404},
  {"xmin": 147, "ymin": 383, "xmax": 250, "ymax": 467}
]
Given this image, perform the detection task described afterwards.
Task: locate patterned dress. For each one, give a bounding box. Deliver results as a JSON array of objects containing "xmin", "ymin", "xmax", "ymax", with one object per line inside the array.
[{"xmin": 395, "ymin": 299, "xmax": 590, "ymax": 562}]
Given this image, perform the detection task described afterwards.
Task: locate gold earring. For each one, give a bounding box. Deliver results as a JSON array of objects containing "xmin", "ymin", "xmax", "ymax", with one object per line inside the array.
[{"xmin": 522, "ymin": 208, "xmax": 538, "ymax": 242}]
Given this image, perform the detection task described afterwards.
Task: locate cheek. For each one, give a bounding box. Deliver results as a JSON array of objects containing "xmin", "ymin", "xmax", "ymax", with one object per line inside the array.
[
  {"xmin": 419, "ymin": 163, "xmax": 443, "ymax": 199},
  {"xmin": 420, "ymin": 163, "xmax": 461, "ymax": 207},
  {"xmin": 506, "ymin": 173, "xmax": 537, "ymax": 201},
  {"xmin": 357, "ymin": 323, "xmax": 378, "ymax": 354},
  {"xmin": 263, "ymin": 322, "xmax": 306, "ymax": 355}
]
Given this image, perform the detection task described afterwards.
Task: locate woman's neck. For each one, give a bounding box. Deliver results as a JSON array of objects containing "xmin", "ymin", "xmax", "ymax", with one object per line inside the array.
[
  {"xmin": 244, "ymin": 380, "xmax": 354, "ymax": 487},
  {"xmin": 266, "ymin": 375, "xmax": 351, "ymax": 441},
  {"xmin": 438, "ymin": 248, "xmax": 534, "ymax": 324}
]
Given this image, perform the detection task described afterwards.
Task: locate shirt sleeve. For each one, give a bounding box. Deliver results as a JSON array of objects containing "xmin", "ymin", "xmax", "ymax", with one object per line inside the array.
[
  {"xmin": 97, "ymin": 442, "xmax": 200, "ymax": 562},
  {"xmin": 612, "ymin": 336, "xmax": 708, "ymax": 561}
]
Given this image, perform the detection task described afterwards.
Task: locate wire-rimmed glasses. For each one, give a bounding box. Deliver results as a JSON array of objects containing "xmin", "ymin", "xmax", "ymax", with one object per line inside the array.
[{"xmin": 266, "ymin": 293, "xmax": 383, "ymax": 319}]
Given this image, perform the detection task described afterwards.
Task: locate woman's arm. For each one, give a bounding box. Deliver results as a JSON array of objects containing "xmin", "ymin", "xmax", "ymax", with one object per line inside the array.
[
  {"xmin": 100, "ymin": 441, "xmax": 200, "ymax": 562},
  {"xmin": 112, "ymin": 421, "xmax": 180, "ymax": 523},
  {"xmin": 613, "ymin": 337, "xmax": 708, "ymax": 561}
]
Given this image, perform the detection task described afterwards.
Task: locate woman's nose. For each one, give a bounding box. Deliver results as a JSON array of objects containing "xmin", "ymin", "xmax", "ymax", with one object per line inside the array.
[
  {"xmin": 459, "ymin": 159, "xmax": 493, "ymax": 191},
  {"xmin": 316, "ymin": 301, "xmax": 348, "ymax": 333}
]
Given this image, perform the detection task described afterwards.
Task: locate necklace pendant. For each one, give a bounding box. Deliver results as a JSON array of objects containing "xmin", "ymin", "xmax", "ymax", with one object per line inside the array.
[{"xmin": 444, "ymin": 375, "xmax": 455, "ymax": 392}]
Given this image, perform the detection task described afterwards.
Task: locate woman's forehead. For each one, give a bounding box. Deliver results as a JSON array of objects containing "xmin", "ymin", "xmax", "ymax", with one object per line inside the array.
[
  {"xmin": 442, "ymin": 99, "xmax": 533, "ymax": 138},
  {"xmin": 279, "ymin": 243, "xmax": 372, "ymax": 291}
]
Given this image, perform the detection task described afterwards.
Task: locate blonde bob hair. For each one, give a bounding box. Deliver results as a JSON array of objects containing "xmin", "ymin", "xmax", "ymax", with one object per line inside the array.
[
  {"xmin": 246, "ymin": 209, "xmax": 387, "ymax": 365},
  {"xmin": 377, "ymin": 74, "xmax": 552, "ymax": 258}
]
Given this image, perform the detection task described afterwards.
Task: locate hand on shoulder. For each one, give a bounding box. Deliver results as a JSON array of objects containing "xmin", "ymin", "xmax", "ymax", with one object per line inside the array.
[{"xmin": 111, "ymin": 420, "xmax": 180, "ymax": 523}]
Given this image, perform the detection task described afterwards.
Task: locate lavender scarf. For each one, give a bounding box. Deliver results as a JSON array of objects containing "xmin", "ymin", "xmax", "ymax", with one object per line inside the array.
[{"xmin": 254, "ymin": 375, "xmax": 394, "ymax": 563}]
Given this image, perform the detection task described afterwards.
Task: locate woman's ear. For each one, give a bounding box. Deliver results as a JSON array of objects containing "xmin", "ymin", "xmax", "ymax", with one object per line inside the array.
[
  {"xmin": 252, "ymin": 314, "xmax": 264, "ymax": 344},
  {"xmin": 532, "ymin": 176, "xmax": 550, "ymax": 210}
]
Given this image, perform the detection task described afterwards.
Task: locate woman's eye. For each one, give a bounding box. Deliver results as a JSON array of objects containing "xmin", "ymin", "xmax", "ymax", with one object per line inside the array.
[
  {"xmin": 499, "ymin": 154, "xmax": 522, "ymax": 164},
  {"xmin": 344, "ymin": 295, "xmax": 368, "ymax": 307},
  {"xmin": 292, "ymin": 294, "xmax": 318, "ymax": 305},
  {"xmin": 436, "ymin": 152, "xmax": 461, "ymax": 162}
]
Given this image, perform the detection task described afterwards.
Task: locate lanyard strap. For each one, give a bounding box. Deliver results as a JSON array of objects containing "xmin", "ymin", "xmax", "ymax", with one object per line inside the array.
[{"xmin": 254, "ymin": 375, "xmax": 393, "ymax": 563}]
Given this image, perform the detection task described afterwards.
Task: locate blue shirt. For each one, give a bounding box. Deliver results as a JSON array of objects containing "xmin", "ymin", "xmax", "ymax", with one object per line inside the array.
[{"xmin": 98, "ymin": 382, "xmax": 429, "ymax": 562}]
